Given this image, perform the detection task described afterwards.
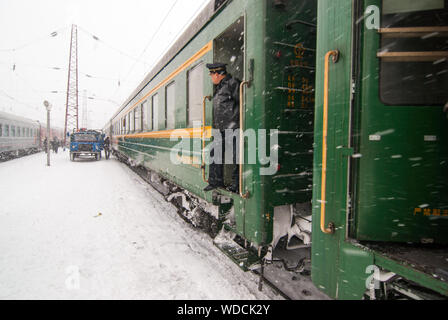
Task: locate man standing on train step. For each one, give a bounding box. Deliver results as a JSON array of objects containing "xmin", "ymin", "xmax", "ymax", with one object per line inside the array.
[{"xmin": 203, "ymin": 62, "xmax": 240, "ymax": 193}]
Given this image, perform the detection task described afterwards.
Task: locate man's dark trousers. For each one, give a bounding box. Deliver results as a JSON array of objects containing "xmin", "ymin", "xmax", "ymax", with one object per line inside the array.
[{"xmin": 208, "ymin": 130, "xmax": 239, "ymax": 190}]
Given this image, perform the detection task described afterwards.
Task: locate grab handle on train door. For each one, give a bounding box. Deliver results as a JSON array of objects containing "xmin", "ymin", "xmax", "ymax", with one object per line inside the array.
[
  {"xmin": 202, "ymin": 95, "xmax": 212, "ymax": 183},
  {"xmin": 320, "ymin": 50, "xmax": 339, "ymax": 234},
  {"xmin": 239, "ymin": 80, "xmax": 250, "ymax": 199}
]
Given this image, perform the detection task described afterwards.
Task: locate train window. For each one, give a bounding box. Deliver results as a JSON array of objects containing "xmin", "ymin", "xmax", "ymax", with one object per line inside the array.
[
  {"xmin": 187, "ymin": 62, "xmax": 204, "ymax": 127},
  {"xmin": 17, "ymin": 127, "xmax": 21, "ymax": 137},
  {"xmin": 11, "ymin": 126, "xmax": 15, "ymax": 137},
  {"xmin": 144, "ymin": 100, "xmax": 152, "ymax": 131},
  {"xmin": 135, "ymin": 105, "xmax": 142, "ymax": 132},
  {"xmin": 124, "ymin": 115, "xmax": 127, "ymax": 134},
  {"xmin": 130, "ymin": 109, "xmax": 136, "ymax": 133},
  {"xmin": 124, "ymin": 114, "xmax": 128, "ymax": 134},
  {"xmin": 126, "ymin": 112, "xmax": 131, "ymax": 133},
  {"xmin": 166, "ymin": 82, "xmax": 176, "ymax": 129},
  {"xmin": 152, "ymin": 93, "xmax": 159, "ymax": 131},
  {"xmin": 0, "ymin": 124, "xmax": 2, "ymax": 137},
  {"xmin": 5, "ymin": 125, "xmax": 9, "ymax": 137},
  {"xmin": 379, "ymin": 0, "xmax": 448, "ymax": 105},
  {"xmin": 140, "ymin": 102, "xmax": 146, "ymax": 131}
]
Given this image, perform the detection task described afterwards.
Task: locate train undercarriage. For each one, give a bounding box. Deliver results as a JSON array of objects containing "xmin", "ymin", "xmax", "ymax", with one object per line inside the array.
[{"xmin": 0, "ymin": 148, "xmax": 40, "ymax": 162}]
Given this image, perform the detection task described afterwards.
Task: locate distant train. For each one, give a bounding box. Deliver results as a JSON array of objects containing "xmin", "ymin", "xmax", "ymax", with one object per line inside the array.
[
  {"xmin": 0, "ymin": 111, "xmax": 64, "ymax": 161},
  {"xmin": 104, "ymin": 0, "xmax": 448, "ymax": 299}
]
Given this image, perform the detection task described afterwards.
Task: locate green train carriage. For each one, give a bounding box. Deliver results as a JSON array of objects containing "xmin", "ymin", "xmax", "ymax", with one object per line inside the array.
[
  {"xmin": 312, "ymin": 0, "xmax": 448, "ymax": 299},
  {"xmin": 104, "ymin": 0, "xmax": 448, "ymax": 299},
  {"xmin": 105, "ymin": 0, "xmax": 316, "ymax": 247}
]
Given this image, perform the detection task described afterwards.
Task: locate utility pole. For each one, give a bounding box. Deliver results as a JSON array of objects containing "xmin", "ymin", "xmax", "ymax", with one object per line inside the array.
[{"xmin": 64, "ymin": 24, "xmax": 79, "ymax": 146}]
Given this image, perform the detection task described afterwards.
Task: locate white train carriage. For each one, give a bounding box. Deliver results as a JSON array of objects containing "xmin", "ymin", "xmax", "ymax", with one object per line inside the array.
[{"xmin": 0, "ymin": 111, "xmax": 41, "ymax": 160}]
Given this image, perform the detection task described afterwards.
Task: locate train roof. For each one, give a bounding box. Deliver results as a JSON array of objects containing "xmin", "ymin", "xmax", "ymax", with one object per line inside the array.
[
  {"xmin": 108, "ymin": 0, "xmax": 230, "ymax": 123},
  {"xmin": 0, "ymin": 110, "xmax": 41, "ymax": 127}
]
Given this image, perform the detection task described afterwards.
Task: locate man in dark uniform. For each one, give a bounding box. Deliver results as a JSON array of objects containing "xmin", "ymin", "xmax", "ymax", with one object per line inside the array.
[{"xmin": 203, "ymin": 63, "xmax": 241, "ymax": 193}]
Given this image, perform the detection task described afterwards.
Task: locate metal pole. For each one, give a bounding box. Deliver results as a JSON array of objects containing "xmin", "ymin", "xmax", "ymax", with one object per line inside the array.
[{"xmin": 47, "ymin": 108, "xmax": 50, "ymax": 166}]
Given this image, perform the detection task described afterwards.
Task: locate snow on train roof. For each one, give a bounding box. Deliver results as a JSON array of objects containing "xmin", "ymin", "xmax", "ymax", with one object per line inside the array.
[{"xmin": 0, "ymin": 110, "xmax": 41, "ymax": 127}]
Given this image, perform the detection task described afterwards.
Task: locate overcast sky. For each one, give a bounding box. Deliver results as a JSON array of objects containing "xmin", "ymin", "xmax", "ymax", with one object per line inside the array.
[{"xmin": 0, "ymin": 0, "xmax": 210, "ymax": 129}]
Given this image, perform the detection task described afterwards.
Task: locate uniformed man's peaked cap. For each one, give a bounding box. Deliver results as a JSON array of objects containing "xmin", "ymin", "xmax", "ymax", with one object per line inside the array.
[{"xmin": 206, "ymin": 62, "xmax": 227, "ymax": 73}]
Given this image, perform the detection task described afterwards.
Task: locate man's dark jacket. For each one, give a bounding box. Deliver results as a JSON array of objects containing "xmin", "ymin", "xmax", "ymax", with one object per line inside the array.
[{"xmin": 212, "ymin": 74, "xmax": 241, "ymax": 130}]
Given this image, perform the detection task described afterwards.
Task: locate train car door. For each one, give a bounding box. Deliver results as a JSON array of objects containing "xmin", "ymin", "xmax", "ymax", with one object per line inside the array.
[
  {"xmin": 350, "ymin": 0, "xmax": 448, "ymax": 244},
  {"xmin": 212, "ymin": 16, "xmax": 245, "ymax": 189}
]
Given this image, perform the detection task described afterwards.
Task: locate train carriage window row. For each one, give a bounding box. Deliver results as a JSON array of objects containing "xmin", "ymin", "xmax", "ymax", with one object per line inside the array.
[{"xmin": 119, "ymin": 60, "xmax": 208, "ymax": 135}]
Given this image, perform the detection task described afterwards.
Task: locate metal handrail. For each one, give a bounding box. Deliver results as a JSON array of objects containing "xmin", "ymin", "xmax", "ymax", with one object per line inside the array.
[
  {"xmin": 239, "ymin": 81, "xmax": 250, "ymax": 199},
  {"xmin": 202, "ymin": 95, "xmax": 212, "ymax": 183},
  {"xmin": 320, "ymin": 50, "xmax": 339, "ymax": 234}
]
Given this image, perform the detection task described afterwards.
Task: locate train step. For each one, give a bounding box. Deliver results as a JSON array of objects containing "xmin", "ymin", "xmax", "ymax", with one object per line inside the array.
[{"xmin": 213, "ymin": 228, "xmax": 260, "ymax": 271}]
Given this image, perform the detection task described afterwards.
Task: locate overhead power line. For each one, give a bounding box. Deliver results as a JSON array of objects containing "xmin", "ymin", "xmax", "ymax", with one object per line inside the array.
[
  {"xmin": 77, "ymin": 26, "xmax": 151, "ymax": 68},
  {"xmin": 110, "ymin": 0, "xmax": 180, "ymax": 102},
  {"xmin": 0, "ymin": 26, "xmax": 69, "ymax": 52},
  {"xmin": 142, "ymin": 0, "xmax": 209, "ymax": 77},
  {"xmin": 0, "ymin": 88, "xmax": 41, "ymax": 111}
]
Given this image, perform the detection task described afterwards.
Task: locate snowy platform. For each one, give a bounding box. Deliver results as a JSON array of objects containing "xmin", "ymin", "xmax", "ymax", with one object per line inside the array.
[{"xmin": 0, "ymin": 151, "xmax": 280, "ymax": 300}]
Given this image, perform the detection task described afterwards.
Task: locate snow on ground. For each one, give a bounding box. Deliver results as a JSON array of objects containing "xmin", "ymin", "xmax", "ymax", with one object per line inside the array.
[{"xmin": 0, "ymin": 151, "xmax": 278, "ymax": 300}]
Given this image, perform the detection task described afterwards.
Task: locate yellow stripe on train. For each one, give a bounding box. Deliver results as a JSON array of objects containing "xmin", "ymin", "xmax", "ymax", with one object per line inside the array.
[{"xmin": 115, "ymin": 126, "xmax": 212, "ymax": 139}]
